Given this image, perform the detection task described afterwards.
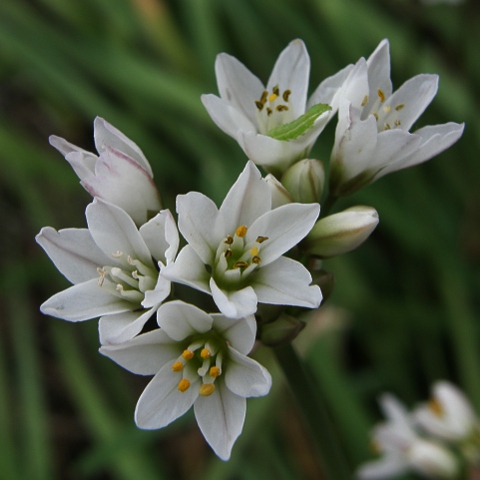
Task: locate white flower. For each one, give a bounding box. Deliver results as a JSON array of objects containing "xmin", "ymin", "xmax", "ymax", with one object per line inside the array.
[
  {"xmin": 414, "ymin": 381, "xmax": 479, "ymax": 442},
  {"xmin": 330, "ymin": 39, "xmax": 465, "ymax": 196},
  {"xmin": 50, "ymin": 117, "xmax": 162, "ymax": 225},
  {"xmin": 162, "ymin": 161, "xmax": 322, "ymax": 319},
  {"xmin": 100, "ymin": 300, "xmax": 272, "ymax": 460},
  {"xmin": 357, "ymin": 394, "xmax": 459, "ymax": 479},
  {"xmin": 201, "ymin": 39, "xmax": 354, "ymax": 172},
  {"xmin": 36, "ymin": 199, "xmax": 179, "ymax": 345}
]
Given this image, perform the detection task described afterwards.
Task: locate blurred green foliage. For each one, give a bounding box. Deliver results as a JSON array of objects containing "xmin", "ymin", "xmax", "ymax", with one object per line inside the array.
[{"xmin": 0, "ymin": 0, "xmax": 479, "ymax": 478}]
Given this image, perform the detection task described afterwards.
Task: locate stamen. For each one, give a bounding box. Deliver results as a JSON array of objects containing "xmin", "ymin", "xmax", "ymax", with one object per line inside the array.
[
  {"xmin": 224, "ymin": 249, "xmax": 232, "ymax": 258},
  {"xmin": 182, "ymin": 349, "xmax": 194, "ymax": 360},
  {"xmin": 199, "ymin": 384, "xmax": 215, "ymax": 396},
  {"xmin": 110, "ymin": 267, "xmax": 139, "ymax": 289},
  {"xmin": 201, "ymin": 348, "xmax": 212, "ymax": 359},
  {"xmin": 224, "ymin": 235, "xmax": 233, "ymax": 244},
  {"xmin": 233, "ymin": 261, "xmax": 249, "ymax": 269},
  {"xmin": 260, "ymin": 90, "xmax": 268, "ymax": 103},
  {"xmin": 373, "ymin": 113, "xmax": 379, "ymax": 121},
  {"xmin": 209, "ymin": 366, "xmax": 221, "ymax": 377},
  {"xmin": 395, "ymin": 103, "xmax": 405, "ymax": 111},
  {"xmin": 252, "ymin": 256, "xmax": 262, "ymax": 264},
  {"xmin": 172, "ymin": 361, "xmax": 184, "ymax": 372},
  {"xmin": 268, "ymin": 93, "xmax": 278, "ymax": 103},
  {"xmin": 429, "ymin": 398, "xmax": 444, "ymax": 417},
  {"xmin": 384, "ymin": 123, "xmax": 391, "ymax": 130},
  {"xmin": 250, "ymin": 246, "xmax": 259, "ymax": 257},
  {"xmin": 276, "ymin": 105, "xmax": 289, "ymax": 112},
  {"xmin": 112, "ymin": 250, "xmax": 123, "ymax": 258},
  {"xmin": 377, "ymin": 89, "xmax": 386, "ymax": 103},
  {"xmin": 97, "ymin": 268, "xmax": 106, "ymax": 286},
  {"xmin": 266, "ymin": 107, "xmax": 273, "ymax": 116},
  {"xmin": 272, "ymin": 85, "xmax": 280, "ymax": 96},
  {"xmin": 283, "ymin": 89, "xmax": 291, "ymax": 102},
  {"xmin": 255, "ymin": 100, "xmax": 264, "ymax": 111},
  {"xmin": 256, "ymin": 236, "xmax": 269, "ymax": 243},
  {"xmin": 236, "ymin": 225, "xmax": 248, "ymax": 237},
  {"xmin": 115, "ymin": 284, "xmax": 144, "ymax": 302},
  {"xmin": 395, "ymin": 119, "xmax": 401, "ymax": 127},
  {"xmin": 361, "ymin": 95, "xmax": 369, "ymax": 107},
  {"xmin": 178, "ymin": 378, "xmax": 191, "ymax": 392},
  {"xmin": 383, "ymin": 105, "xmax": 391, "ymax": 114}
]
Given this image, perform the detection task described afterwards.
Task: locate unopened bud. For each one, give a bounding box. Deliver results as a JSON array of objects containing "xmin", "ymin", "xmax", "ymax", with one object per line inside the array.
[
  {"xmin": 408, "ymin": 439, "xmax": 459, "ymax": 479},
  {"xmin": 281, "ymin": 159, "xmax": 325, "ymax": 203},
  {"xmin": 305, "ymin": 206, "xmax": 379, "ymax": 258},
  {"xmin": 264, "ymin": 174, "xmax": 293, "ymax": 208},
  {"xmin": 260, "ymin": 313, "xmax": 306, "ymax": 347}
]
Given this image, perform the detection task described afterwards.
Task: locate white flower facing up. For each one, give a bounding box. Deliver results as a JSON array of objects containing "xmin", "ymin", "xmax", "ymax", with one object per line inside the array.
[
  {"xmin": 36, "ymin": 199, "xmax": 179, "ymax": 345},
  {"xmin": 100, "ymin": 300, "xmax": 272, "ymax": 461},
  {"xmin": 357, "ymin": 394, "xmax": 459, "ymax": 479},
  {"xmin": 50, "ymin": 117, "xmax": 162, "ymax": 225},
  {"xmin": 162, "ymin": 161, "xmax": 322, "ymax": 319},
  {"xmin": 330, "ymin": 39, "xmax": 464, "ymax": 196},
  {"xmin": 201, "ymin": 39, "xmax": 355, "ymax": 173}
]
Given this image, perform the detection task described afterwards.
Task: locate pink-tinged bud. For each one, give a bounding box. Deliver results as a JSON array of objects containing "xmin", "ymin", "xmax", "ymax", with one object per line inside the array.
[{"xmin": 281, "ymin": 159, "xmax": 325, "ymax": 203}]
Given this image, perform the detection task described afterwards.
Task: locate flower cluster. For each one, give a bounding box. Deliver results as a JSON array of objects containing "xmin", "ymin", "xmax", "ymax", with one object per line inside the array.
[
  {"xmin": 37, "ymin": 38, "xmax": 463, "ymax": 461},
  {"xmin": 357, "ymin": 382, "xmax": 480, "ymax": 479}
]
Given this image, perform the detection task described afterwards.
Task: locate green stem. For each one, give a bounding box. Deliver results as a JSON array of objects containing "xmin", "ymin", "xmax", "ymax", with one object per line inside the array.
[{"xmin": 273, "ymin": 343, "xmax": 351, "ymax": 480}]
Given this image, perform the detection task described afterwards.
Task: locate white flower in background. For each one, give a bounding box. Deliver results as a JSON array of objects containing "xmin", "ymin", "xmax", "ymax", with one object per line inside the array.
[
  {"xmin": 50, "ymin": 117, "xmax": 162, "ymax": 225},
  {"xmin": 162, "ymin": 161, "xmax": 322, "ymax": 319},
  {"xmin": 330, "ymin": 39, "xmax": 464, "ymax": 196},
  {"xmin": 36, "ymin": 199, "xmax": 179, "ymax": 345},
  {"xmin": 414, "ymin": 381, "xmax": 480, "ymax": 443},
  {"xmin": 100, "ymin": 300, "xmax": 271, "ymax": 461},
  {"xmin": 357, "ymin": 394, "xmax": 459, "ymax": 479},
  {"xmin": 201, "ymin": 39, "xmax": 355, "ymax": 173}
]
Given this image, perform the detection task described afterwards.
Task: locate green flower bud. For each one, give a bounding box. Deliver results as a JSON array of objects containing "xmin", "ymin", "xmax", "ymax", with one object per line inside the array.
[
  {"xmin": 264, "ymin": 173, "xmax": 293, "ymax": 208},
  {"xmin": 259, "ymin": 313, "xmax": 306, "ymax": 347},
  {"xmin": 305, "ymin": 205, "xmax": 379, "ymax": 258},
  {"xmin": 282, "ymin": 159, "xmax": 325, "ymax": 203}
]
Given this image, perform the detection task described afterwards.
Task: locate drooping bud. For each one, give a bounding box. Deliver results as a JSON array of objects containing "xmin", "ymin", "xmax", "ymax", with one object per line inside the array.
[
  {"xmin": 259, "ymin": 313, "xmax": 306, "ymax": 347},
  {"xmin": 264, "ymin": 174, "xmax": 293, "ymax": 208},
  {"xmin": 304, "ymin": 206, "xmax": 379, "ymax": 258},
  {"xmin": 281, "ymin": 159, "xmax": 325, "ymax": 203}
]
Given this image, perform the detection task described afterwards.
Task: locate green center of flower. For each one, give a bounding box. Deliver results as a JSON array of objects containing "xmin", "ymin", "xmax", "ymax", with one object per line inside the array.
[
  {"xmin": 361, "ymin": 89, "xmax": 406, "ymax": 132},
  {"xmin": 255, "ymin": 85, "xmax": 294, "ymax": 134}
]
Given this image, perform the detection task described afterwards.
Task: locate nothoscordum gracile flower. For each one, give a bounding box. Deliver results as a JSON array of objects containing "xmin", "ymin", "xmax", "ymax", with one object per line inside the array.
[
  {"xmin": 330, "ymin": 39, "xmax": 464, "ymax": 196},
  {"xmin": 100, "ymin": 300, "xmax": 272, "ymax": 460},
  {"xmin": 357, "ymin": 394, "xmax": 459, "ymax": 479},
  {"xmin": 201, "ymin": 39, "xmax": 355, "ymax": 173},
  {"xmin": 162, "ymin": 161, "xmax": 322, "ymax": 319},
  {"xmin": 36, "ymin": 199, "xmax": 179, "ymax": 345},
  {"xmin": 50, "ymin": 117, "xmax": 162, "ymax": 225}
]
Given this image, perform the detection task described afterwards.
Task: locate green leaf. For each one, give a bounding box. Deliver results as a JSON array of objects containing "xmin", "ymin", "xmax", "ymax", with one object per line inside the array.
[{"xmin": 267, "ymin": 103, "xmax": 331, "ymax": 141}]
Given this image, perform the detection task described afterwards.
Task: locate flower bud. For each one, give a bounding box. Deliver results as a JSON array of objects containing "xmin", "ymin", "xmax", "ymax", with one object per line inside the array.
[
  {"xmin": 281, "ymin": 159, "xmax": 325, "ymax": 203},
  {"xmin": 264, "ymin": 173, "xmax": 293, "ymax": 208},
  {"xmin": 305, "ymin": 206, "xmax": 379, "ymax": 258},
  {"xmin": 408, "ymin": 439, "xmax": 459, "ymax": 479},
  {"xmin": 259, "ymin": 313, "xmax": 306, "ymax": 347}
]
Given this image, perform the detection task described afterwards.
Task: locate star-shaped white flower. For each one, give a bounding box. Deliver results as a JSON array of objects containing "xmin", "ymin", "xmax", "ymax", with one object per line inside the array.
[
  {"xmin": 50, "ymin": 117, "xmax": 162, "ymax": 225},
  {"xmin": 36, "ymin": 199, "xmax": 179, "ymax": 344},
  {"xmin": 330, "ymin": 39, "xmax": 465, "ymax": 196},
  {"xmin": 201, "ymin": 39, "xmax": 354, "ymax": 173},
  {"xmin": 100, "ymin": 300, "xmax": 272, "ymax": 461},
  {"xmin": 162, "ymin": 161, "xmax": 322, "ymax": 319}
]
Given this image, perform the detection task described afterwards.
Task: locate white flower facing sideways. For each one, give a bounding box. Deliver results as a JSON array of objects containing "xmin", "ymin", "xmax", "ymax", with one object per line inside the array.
[
  {"xmin": 201, "ymin": 39, "xmax": 356, "ymax": 173},
  {"xmin": 330, "ymin": 39, "xmax": 465, "ymax": 196},
  {"xmin": 162, "ymin": 161, "xmax": 322, "ymax": 319},
  {"xmin": 357, "ymin": 394, "xmax": 459, "ymax": 479},
  {"xmin": 50, "ymin": 117, "xmax": 162, "ymax": 226},
  {"xmin": 36, "ymin": 198, "xmax": 179, "ymax": 345},
  {"xmin": 100, "ymin": 300, "xmax": 272, "ymax": 461}
]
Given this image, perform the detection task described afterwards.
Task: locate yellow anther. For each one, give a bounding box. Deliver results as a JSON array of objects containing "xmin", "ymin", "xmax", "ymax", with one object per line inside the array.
[
  {"xmin": 224, "ymin": 249, "xmax": 233, "ymax": 259},
  {"xmin": 172, "ymin": 361, "xmax": 184, "ymax": 372},
  {"xmin": 209, "ymin": 366, "xmax": 221, "ymax": 378},
  {"xmin": 250, "ymin": 246, "xmax": 259, "ymax": 257},
  {"xmin": 112, "ymin": 250, "xmax": 123, "ymax": 258},
  {"xmin": 224, "ymin": 235, "xmax": 233, "ymax": 244},
  {"xmin": 252, "ymin": 256, "xmax": 262, "ymax": 264},
  {"xmin": 395, "ymin": 103, "xmax": 405, "ymax": 111},
  {"xmin": 255, "ymin": 100, "xmax": 264, "ymax": 111},
  {"xmin": 182, "ymin": 349, "xmax": 194, "ymax": 360},
  {"xmin": 97, "ymin": 268, "xmax": 106, "ymax": 287},
  {"xmin": 256, "ymin": 236, "xmax": 269, "ymax": 243},
  {"xmin": 383, "ymin": 105, "xmax": 391, "ymax": 114},
  {"xmin": 395, "ymin": 119, "xmax": 401, "ymax": 127},
  {"xmin": 361, "ymin": 95, "xmax": 369, "ymax": 107},
  {"xmin": 233, "ymin": 261, "xmax": 249, "ymax": 269},
  {"xmin": 273, "ymin": 85, "xmax": 280, "ymax": 96},
  {"xmin": 266, "ymin": 107, "xmax": 273, "ymax": 116},
  {"xmin": 201, "ymin": 348, "xmax": 212, "ymax": 359},
  {"xmin": 377, "ymin": 89, "xmax": 386, "ymax": 102},
  {"xmin": 178, "ymin": 378, "xmax": 191, "ymax": 392},
  {"xmin": 236, "ymin": 225, "xmax": 248, "ymax": 237},
  {"xmin": 373, "ymin": 112, "xmax": 379, "ymax": 121},
  {"xmin": 268, "ymin": 93, "xmax": 278, "ymax": 103},
  {"xmin": 276, "ymin": 105, "xmax": 289, "ymax": 112},
  {"xmin": 199, "ymin": 383, "xmax": 215, "ymax": 396},
  {"xmin": 429, "ymin": 398, "xmax": 444, "ymax": 417},
  {"xmin": 283, "ymin": 89, "xmax": 291, "ymax": 102},
  {"xmin": 260, "ymin": 90, "xmax": 268, "ymax": 103},
  {"xmin": 384, "ymin": 123, "xmax": 391, "ymax": 130}
]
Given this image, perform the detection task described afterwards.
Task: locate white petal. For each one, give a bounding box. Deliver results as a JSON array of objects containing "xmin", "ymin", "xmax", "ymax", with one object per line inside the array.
[
  {"xmin": 225, "ymin": 347, "xmax": 272, "ymax": 397},
  {"xmin": 98, "ymin": 308, "xmax": 156, "ymax": 345},
  {"xmin": 194, "ymin": 379, "xmax": 246, "ymax": 461},
  {"xmin": 49, "ymin": 135, "xmax": 97, "ymax": 179},
  {"xmin": 210, "ymin": 278, "xmax": 258, "ymax": 319},
  {"xmin": 93, "ymin": 117, "xmax": 153, "ymax": 176},
  {"xmin": 156, "ymin": 300, "xmax": 213, "ymax": 341},
  {"xmin": 214, "ymin": 52, "xmax": 264, "ymax": 127},
  {"xmin": 142, "ymin": 274, "xmax": 170, "ymax": 309},
  {"xmin": 211, "ymin": 314, "xmax": 257, "ymax": 355},
  {"xmin": 219, "ymin": 161, "xmax": 271, "ymax": 234},
  {"xmin": 99, "ymin": 329, "xmax": 178, "ymax": 374},
  {"xmin": 253, "ymin": 257, "xmax": 322, "ymax": 308},
  {"xmin": 86, "ymin": 199, "xmax": 154, "ymax": 267},
  {"xmin": 135, "ymin": 361, "xmax": 199, "ymax": 429},
  {"xmin": 366, "ymin": 39, "xmax": 392, "ymax": 99},
  {"xmin": 267, "ymin": 39, "xmax": 310, "ymax": 118},
  {"xmin": 247, "ymin": 203, "xmax": 320, "ymax": 266},
  {"xmin": 36, "ymin": 227, "xmax": 110, "ymax": 284},
  {"xmin": 40, "ymin": 278, "xmax": 131, "ymax": 322},
  {"xmin": 357, "ymin": 454, "xmax": 408, "ymax": 480},
  {"xmin": 176, "ymin": 192, "xmax": 222, "ymax": 265}
]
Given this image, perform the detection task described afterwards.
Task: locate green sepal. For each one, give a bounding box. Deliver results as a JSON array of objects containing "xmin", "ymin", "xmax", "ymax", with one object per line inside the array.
[{"xmin": 267, "ymin": 103, "xmax": 331, "ymax": 141}]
